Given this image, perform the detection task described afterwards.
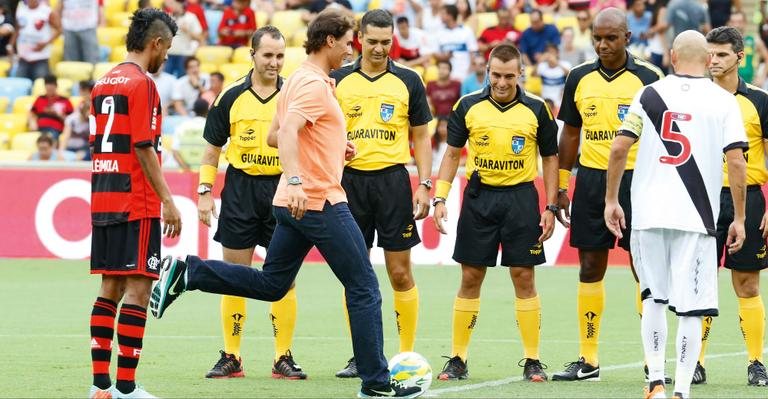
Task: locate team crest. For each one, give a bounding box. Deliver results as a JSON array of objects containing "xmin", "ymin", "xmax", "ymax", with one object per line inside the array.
[
  {"xmin": 380, "ymin": 103, "xmax": 395, "ymax": 122},
  {"xmin": 511, "ymin": 136, "xmax": 525, "ymax": 154},
  {"xmin": 617, "ymin": 104, "xmax": 630, "ymax": 121}
]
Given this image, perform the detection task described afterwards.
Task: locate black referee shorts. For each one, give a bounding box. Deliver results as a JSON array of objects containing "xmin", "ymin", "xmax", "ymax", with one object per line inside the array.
[
  {"xmin": 570, "ymin": 166, "xmax": 633, "ymax": 251},
  {"xmin": 214, "ymin": 165, "xmax": 280, "ymax": 250},
  {"xmin": 91, "ymin": 218, "xmax": 161, "ymax": 279},
  {"xmin": 342, "ymin": 164, "xmax": 421, "ymax": 251},
  {"xmin": 716, "ymin": 185, "xmax": 768, "ymax": 271},
  {"xmin": 453, "ymin": 182, "xmax": 545, "ymax": 267}
]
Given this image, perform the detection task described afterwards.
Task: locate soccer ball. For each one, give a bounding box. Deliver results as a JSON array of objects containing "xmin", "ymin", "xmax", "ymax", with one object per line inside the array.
[{"xmin": 388, "ymin": 351, "xmax": 432, "ymax": 394}]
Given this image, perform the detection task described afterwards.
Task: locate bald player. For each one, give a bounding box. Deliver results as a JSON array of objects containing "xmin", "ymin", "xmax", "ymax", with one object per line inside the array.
[{"xmin": 605, "ymin": 30, "xmax": 747, "ymax": 399}]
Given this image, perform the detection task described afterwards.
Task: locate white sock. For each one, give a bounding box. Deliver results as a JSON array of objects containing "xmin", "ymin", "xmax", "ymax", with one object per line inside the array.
[
  {"xmin": 642, "ymin": 299, "xmax": 667, "ymax": 384},
  {"xmin": 673, "ymin": 316, "xmax": 703, "ymax": 398}
]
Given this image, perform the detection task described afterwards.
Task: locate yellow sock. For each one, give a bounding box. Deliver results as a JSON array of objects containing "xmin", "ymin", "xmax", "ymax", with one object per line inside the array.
[
  {"xmin": 451, "ymin": 296, "xmax": 480, "ymax": 361},
  {"xmin": 270, "ymin": 288, "xmax": 297, "ymax": 361},
  {"xmin": 221, "ymin": 295, "xmax": 247, "ymax": 358},
  {"xmin": 698, "ymin": 316, "xmax": 713, "ymax": 365},
  {"xmin": 394, "ymin": 286, "xmax": 419, "ymax": 353},
  {"xmin": 635, "ymin": 283, "xmax": 643, "ymax": 318},
  {"xmin": 516, "ymin": 295, "xmax": 541, "ymax": 360},
  {"xmin": 577, "ymin": 281, "xmax": 604, "ymax": 366},
  {"xmin": 739, "ymin": 295, "xmax": 765, "ymax": 363}
]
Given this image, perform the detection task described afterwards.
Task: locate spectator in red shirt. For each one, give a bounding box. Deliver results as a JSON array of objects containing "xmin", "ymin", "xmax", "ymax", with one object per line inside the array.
[
  {"xmin": 478, "ymin": 7, "xmax": 521, "ymax": 59},
  {"xmin": 29, "ymin": 75, "xmax": 74, "ymax": 140},
  {"xmin": 185, "ymin": 0, "xmax": 209, "ymax": 43},
  {"xmin": 426, "ymin": 60, "xmax": 461, "ymax": 118},
  {"xmin": 218, "ymin": 0, "xmax": 257, "ymax": 48}
]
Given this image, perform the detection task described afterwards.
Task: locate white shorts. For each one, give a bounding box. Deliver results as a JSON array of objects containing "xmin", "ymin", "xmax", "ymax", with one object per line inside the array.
[{"xmin": 631, "ymin": 228, "xmax": 718, "ymax": 317}]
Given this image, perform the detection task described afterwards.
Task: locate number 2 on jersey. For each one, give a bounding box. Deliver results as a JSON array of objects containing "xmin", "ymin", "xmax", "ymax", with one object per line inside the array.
[
  {"xmin": 100, "ymin": 96, "xmax": 116, "ymax": 153},
  {"xmin": 659, "ymin": 111, "xmax": 692, "ymax": 166}
]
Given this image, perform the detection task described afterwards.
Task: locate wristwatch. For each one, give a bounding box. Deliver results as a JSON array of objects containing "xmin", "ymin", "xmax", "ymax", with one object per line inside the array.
[
  {"xmin": 432, "ymin": 197, "xmax": 446, "ymax": 207},
  {"xmin": 287, "ymin": 176, "xmax": 302, "ymax": 185},
  {"xmin": 197, "ymin": 184, "xmax": 212, "ymax": 195},
  {"xmin": 545, "ymin": 204, "xmax": 559, "ymax": 214},
  {"xmin": 419, "ymin": 178, "xmax": 433, "ymax": 190}
]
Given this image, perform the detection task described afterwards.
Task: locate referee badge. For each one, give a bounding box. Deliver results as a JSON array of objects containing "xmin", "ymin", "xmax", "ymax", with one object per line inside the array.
[
  {"xmin": 380, "ymin": 103, "xmax": 395, "ymax": 122},
  {"xmin": 617, "ymin": 104, "xmax": 630, "ymax": 122},
  {"xmin": 511, "ymin": 136, "xmax": 525, "ymax": 154}
]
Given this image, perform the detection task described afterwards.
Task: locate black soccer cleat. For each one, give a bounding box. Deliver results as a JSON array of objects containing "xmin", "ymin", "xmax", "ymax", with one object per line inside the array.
[
  {"xmin": 357, "ymin": 379, "xmax": 422, "ymax": 398},
  {"xmin": 691, "ymin": 361, "xmax": 706, "ymax": 385},
  {"xmin": 437, "ymin": 355, "xmax": 468, "ymax": 381},
  {"xmin": 552, "ymin": 357, "xmax": 600, "ymax": 381},
  {"xmin": 519, "ymin": 358, "xmax": 548, "ymax": 382},
  {"xmin": 205, "ymin": 350, "xmax": 244, "ymax": 379},
  {"xmin": 644, "ymin": 364, "xmax": 673, "ymax": 384},
  {"xmin": 748, "ymin": 360, "xmax": 768, "ymax": 386},
  {"xmin": 336, "ymin": 357, "xmax": 359, "ymax": 378},
  {"xmin": 272, "ymin": 350, "xmax": 307, "ymax": 380},
  {"xmin": 149, "ymin": 256, "xmax": 187, "ymax": 319}
]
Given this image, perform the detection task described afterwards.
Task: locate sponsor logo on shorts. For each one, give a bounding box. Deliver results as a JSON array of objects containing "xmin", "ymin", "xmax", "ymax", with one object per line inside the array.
[
  {"xmin": 757, "ymin": 245, "xmax": 766, "ymax": 260},
  {"xmin": 402, "ymin": 224, "xmax": 414, "ymax": 238},
  {"xmin": 529, "ymin": 242, "xmax": 543, "ymax": 255},
  {"xmin": 147, "ymin": 254, "xmax": 160, "ymax": 270}
]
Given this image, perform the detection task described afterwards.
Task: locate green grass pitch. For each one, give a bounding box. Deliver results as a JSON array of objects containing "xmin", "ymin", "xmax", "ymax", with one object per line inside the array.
[{"xmin": 1, "ymin": 259, "xmax": 766, "ymax": 398}]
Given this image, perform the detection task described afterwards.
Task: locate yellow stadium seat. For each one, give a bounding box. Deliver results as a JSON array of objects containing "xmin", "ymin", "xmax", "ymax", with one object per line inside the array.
[
  {"xmin": 556, "ymin": 15, "xmax": 578, "ymax": 32},
  {"xmin": 49, "ymin": 43, "xmax": 64, "ymax": 70},
  {"xmin": 199, "ymin": 62, "xmax": 219, "ymax": 74},
  {"xmin": 55, "ymin": 61, "xmax": 95, "ymax": 82},
  {"xmin": 0, "ymin": 132, "xmax": 9, "ymax": 149},
  {"xmin": 271, "ymin": 11, "xmax": 305, "ymax": 43},
  {"xmin": 110, "ymin": 45, "xmax": 128, "ymax": 62},
  {"xmin": 92, "ymin": 62, "xmax": 118, "ymax": 80},
  {"xmin": 104, "ymin": 0, "xmax": 127, "ymax": 14},
  {"xmin": 368, "ymin": 0, "xmax": 381, "ymax": 10},
  {"xmin": 0, "ymin": 60, "xmax": 10, "ymax": 77},
  {"xmin": 220, "ymin": 63, "xmax": 252, "ymax": 84},
  {"xmin": 0, "ymin": 149, "xmax": 32, "ymax": 161},
  {"xmin": 290, "ymin": 27, "xmax": 308, "ymax": 48},
  {"xmin": 476, "ymin": 12, "xmax": 498, "ymax": 33},
  {"xmin": 281, "ymin": 46, "xmax": 305, "ymax": 77},
  {"xmin": 98, "ymin": 27, "xmax": 128, "ymax": 48},
  {"xmin": 0, "ymin": 114, "xmax": 29, "ymax": 136},
  {"xmin": 32, "ymin": 78, "xmax": 74, "ymax": 97},
  {"xmin": 196, "ymin": 45, "xmax": 234, "ymax": 65},
  {"xmin": 108, "ymin": 12, "xmax": 133, "ymax": 28},
  {"xmin": 161, "ymin": 134, "xmax": 173, "ymax": 154},
  {"xmin": 524, "ymin": 76, "xmax": 542, "ymax": 96},
  {"xmin": 0, "ymin": 97, "xmax": 8, "ymax": 113},
  {"xmin": 514, "ymin": 13, "xmax": 554, "ymax": 32},
  {"xmin": 12, "ymin": 96, "xmax": 36, "ymax": 115},
  {"xmin": 11, "ymin": 132, "xmax": 41, "ymax": 152},
  {"xmin": 256, "ymin": 10, "xmax": 269, "ymax": 27},
  {"xmin": 232, "ymin": 46, "xmax": 253, "ymax": 64},
  {"xmin": 423, "ymin": 65, "xmax": 439, "ymax": 83},
  {"xmin": 49, "ymin": 0, "xmax": 59, "ymax": 8},
  {"xmin": 70, "ymin": 96, "xmax": 84, "ymax": 110}
]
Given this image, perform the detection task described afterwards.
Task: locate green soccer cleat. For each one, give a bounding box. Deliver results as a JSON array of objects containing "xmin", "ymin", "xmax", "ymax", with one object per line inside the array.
[{"xmin": 150, "ymin": 256, "xmax": 187, "ymax": 319}]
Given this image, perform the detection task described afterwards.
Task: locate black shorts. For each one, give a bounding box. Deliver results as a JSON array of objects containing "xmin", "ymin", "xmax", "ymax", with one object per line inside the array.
[
  {"xmin": 716, "ymin": 186, "xmax": 768, "ymax": 271},
  {"xmin": 453, "ymin": 182, "xmax": 545, "ymax": 266},
  {"xmin": 342, "ymin": 164, "xmax": 421, "ymax": 251},
  {"xmin": 570, "ymin": 166, "xmax": 633, "ymax": 251},
  {"xmin": 214, "ymin": 166, "xmax": 280, "ymax": 250},
  {"xmin": 91, "ymin": 218, "xmax": 161, "ymax": 279}
]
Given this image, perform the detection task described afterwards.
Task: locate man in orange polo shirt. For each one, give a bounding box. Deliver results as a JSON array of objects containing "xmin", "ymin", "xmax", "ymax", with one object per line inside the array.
[{"xmin": 149, "ymin": 9, "xmax": 423, "ymax": 398}]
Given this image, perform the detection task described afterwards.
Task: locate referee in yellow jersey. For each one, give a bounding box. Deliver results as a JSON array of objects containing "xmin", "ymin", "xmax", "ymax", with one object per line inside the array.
[
  {"xmin": 553, "ymin": 8, "xmax": 663, "ymax": 382},
  {"xmin": 330, "ymin": 9, "xmax": 433, "ymax": 378},
  {"xmin": 197, "ymin": 26, "xmax": 306, "ymax": 380},
  {"xmin": 432, "ymin": 43, "xmax": 560, "ymax": 382}
]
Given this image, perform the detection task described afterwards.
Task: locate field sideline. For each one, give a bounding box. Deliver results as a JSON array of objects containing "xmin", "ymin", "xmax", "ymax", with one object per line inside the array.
[{"xmin": 1, "ymin": 259, "xmax": 766, "ymax": 398}]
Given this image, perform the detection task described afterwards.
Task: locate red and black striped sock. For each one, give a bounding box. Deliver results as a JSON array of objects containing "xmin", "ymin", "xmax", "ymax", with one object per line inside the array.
[
  {"xmin": 115, "ymin": 304, "xmax": 147, "ymax": 394},
  {"xmin": 90, "ymin": 297, "xmax": 117, "ymax": 390}
]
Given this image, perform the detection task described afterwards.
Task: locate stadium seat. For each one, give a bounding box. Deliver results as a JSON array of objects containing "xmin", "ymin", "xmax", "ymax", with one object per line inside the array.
[
  {"xmin": 290, "ymin": 27, "xmax": 308, "ymax": 48},
  {"xmin": 49, "ymin": 41, "xmax": 64, "ymax": 69},
  {"xmin": 0, "ymin": 149, "xmax": 32, "ymax": 161},
  {"xmin": 98, "ymin": 27, "xmax": 128, "ymax": 48},
  {"xmin": 196, "ymin": 45, "xmax": 234, "ymax": 65},
  {"xmin": 423, "ymin": 65, "xmax": 439, "ymax": 83},
  {"xmin": 162, "ymin": 115, "xmax": 189, "ymax": 136},
  {"xmin": 0, "ymin": 114, "xmax": 29, "ymax": 136},
  {"xmin": 282, "ymin": 46, "xmax": 305, "ymax": 77},
  {"xmin": 204, "ymin": 9, "xmax": 224, "ymax": 45},
  {"xmin": 0, "ymin": 97, "xmax": 8, "ymax": 113},
  {"xmin": 220, "ymin": 63, "xmax": 251, "ymax": 84},
  {"xmin": 104, "ymin": 0, "xmax": 126, "ymax": 14},
  {"xmin": 161, "ymin": 134, "xmax": 173, "ymax": 154},
  {"xmin": 11, "ymin": 132, "xmax": 41, "ymax": 152},
  {"xmin": 476, "ymin": 12, "xmax": 499, "ymax": 33},
  {"xmin": 199, "ymin": 62, "xmax": 219, "ymax": 74},
  {"xmin": 256, "ymin": 10, "xmax": 269, "ymax": 27},
  {"xmin": 32, "ymin": 78, "xmax": 74, "ymax": 97},
  {"xmin": 0, "ymin": 59, "xmax": 10, "ymax": 77},
  {"xmin": 0, "ymin": 132, "xmax": 9, "ymax": 149},
  {"xmin": 110, "ymin": 45, "xmax": 128, "ymax": 62},
  {"xmin": 92, "ymin": 62, "xmax": 118, "ymax": 80},
  {"xmin": 556, "ymin": 15, "xmax": 578, "ymax": 32},
  {"xmin": 514, "ymin": 12, "xmax": 555, "ymax": 32},
  {"xmin": 524, "ymin": 76, "xmax": 543, "ymax": 96},
  {"xmin": 367, "ymin": 0, "xmax": 381, "ymax": 10},
  {"xmin": 12, "ymin": 96, "xmax": 36, "ymax": 115},
  {"xmin": 107, "ymin": 11, "xmax": 133, "ymax": 28},
  {"xmin": 0, "ymin": 77, "xmax": 33, "ymax": 107},
  {"xmin": 271, "ymin": 11, "xmax": 305, "ymax": 44},
  {"xmin": 55, "ymin": 61, "xmax": 95, "ymax": 82},
  {"xmin": 232, "ymin": 46, "xmax": 252, "ymax": 64},
  {"xmin": 70, "ymin": 96, "xmax": 84, "ymax": 110}
]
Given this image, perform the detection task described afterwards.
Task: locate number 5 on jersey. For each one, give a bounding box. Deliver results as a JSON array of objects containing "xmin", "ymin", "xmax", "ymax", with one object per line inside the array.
[{"xmin": 659, "ymin": 111, "xmax": 692, "ymax": 166}]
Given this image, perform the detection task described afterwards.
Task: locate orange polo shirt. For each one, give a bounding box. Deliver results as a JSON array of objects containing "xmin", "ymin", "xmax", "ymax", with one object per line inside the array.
[{"xmin": 272, "ymin": 61, "xmax": 348, "ymax": 211}]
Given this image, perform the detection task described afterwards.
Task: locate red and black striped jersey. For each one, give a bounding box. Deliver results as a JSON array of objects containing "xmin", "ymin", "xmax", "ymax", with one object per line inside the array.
[{"xmin": 89, "ymin": 62, "xmax": 163, "ymax": 226}]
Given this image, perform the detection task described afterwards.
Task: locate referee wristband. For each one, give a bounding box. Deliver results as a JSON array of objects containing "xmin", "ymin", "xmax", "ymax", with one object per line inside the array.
[
  {"xmin": 559, "ymin": 169, "xmax": 571, "ymax": 191},
  {"xmin": 435, "ymin": 179, "xmax": 452, "ymax": 200},
  {"xmin": 199, "ymin": 164, "xmax": 218, "ymax": 186}
]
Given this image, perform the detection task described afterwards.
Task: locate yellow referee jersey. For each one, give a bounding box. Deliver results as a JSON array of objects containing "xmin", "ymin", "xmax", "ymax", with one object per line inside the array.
[
  {"xmin": 723, "ymin": 79, "xmax": 768, "ymax": 187},
  {"xmin": 203, "ymin": 72, "xmax": 282, "ymax": 176},
  {"xmin": 558, "ymin": 53, "xmax": 663, "ymax": 170},
  {"xmin": 448, "ymin": 86, "xmax": 559, "ymax": 187},
  {"xmin": 331, "ymin": 58, "xmax": 432, "ymax": 171}
]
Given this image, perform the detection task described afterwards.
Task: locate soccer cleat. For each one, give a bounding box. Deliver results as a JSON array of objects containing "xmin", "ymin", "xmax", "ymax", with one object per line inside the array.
[
  {"xmin": 205, "ymin": 350, "xmax": 245, "ymax": 379},
  {"xmin": 551, "ymin": 357, "xmax": 600, "ymax": 381},
  {"xmin": 644, "ymin": 365, "xmax": 673, "ymax": 384},
  {"xmin": 519, "ymin": 358, "xmax": 548, "ymax": 382},
  {"xmin": 643, "ymin": 383, "xmax": 666, "ymax": 399},
  {"xmin": 336, "ymin": 357, "xmax": 359, "ymax": 378},
  {"xmin": 437, "ymin": 355, "xmax": 468, "ymax": 381},
  {"xmin": 150, "ymin": 256, "xmax": 187, "ymax": 319},
  {"xmin": 691, "ymin": 361, "xmax": 706, "ymax": 385},
  {"xmin": 113, "ymin": 385, "xmax": 156, "ymax": 399},
  {"xmin": 747, "ymin": 360, "xmax": 768, "ymax": 386},
  {"xmin": 272, "ymin": 350, "xmax": 308, "ymax": 380},
  {"xmin": 89, "ymin": 385, "xmax": 114, "ymax": 399},
  {"xmin": 357, "ymin": 379, "xmax": 423, "ymax": 398}
]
